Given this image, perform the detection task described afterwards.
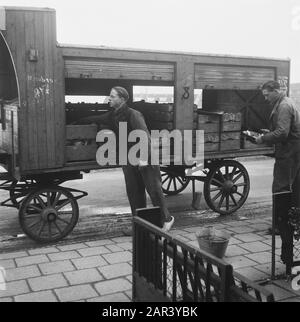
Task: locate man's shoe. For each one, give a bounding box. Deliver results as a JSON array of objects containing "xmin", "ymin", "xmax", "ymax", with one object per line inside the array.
[
  {"xmin": 162, "ymin": 216, "xmax": 174, "ymax": 232},
  {"xmin": 267, "ymin": 227, "xmax": 280, "ymax": 235}
]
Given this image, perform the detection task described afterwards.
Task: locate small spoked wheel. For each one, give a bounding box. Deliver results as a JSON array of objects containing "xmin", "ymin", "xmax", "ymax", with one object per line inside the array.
[
  {"xmin": 19, "ymin": 186, "xmax": 79, "ymax": 243},
  {"xmin": 160, "ymin": 166, "xmax": 190, "ymax": 196},
  {"xmin": 203, "ymin": 160, "xmax": 250, "ymax": 215},
  {"xmin": 9, "ymin": 179, "xmax": 37, "ymax": 208}
]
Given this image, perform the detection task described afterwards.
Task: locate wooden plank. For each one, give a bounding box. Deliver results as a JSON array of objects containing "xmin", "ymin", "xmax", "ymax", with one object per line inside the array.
[
  {"xmin": 204, "ymin": 131, "xmax": 240, "ymax": 143},
  {"xmin": 61, "ymin": 45, "xmax": 289, "ymax": 70},
  {"xmin": 53, "ymin": 16, "xmax": 66, "ymax": 167},
  {"xmin": 174, "ymin": 61, "xmax": 194, "ymax": 131},
  {"xmin": 205, "ymin": 139, "xmax": 241, "ymax": 152},
  {"xmin": 54, "ymin": 48, "xmax": 65, "ymax": 165},
  {"xmin": 65, "ymin": 59, "xmax": 174, "ymax": 81},
  {"xmin": 194, "ymin": 64, "xmax": 276, "ymax": 90},
  {"xmin": 33, "ymin": 11, "xmax": 48, "ymax": 169},
  {"xmin": 9, "ymin": 10, "xmax": 31, "ymax": 171},
  {"xmin": 198, "ymin": 121, "xmax": 241, "ymax": 133},
  {"xmin": 43, "ymin": 11, "xmax": 55, "ymax": 168},
  {"xmin": 66, "ymin": 125, "xmax": 97, "ymax": 140},
  {"xmin": 66, "ymin": 144, "xmax": 97, "ymax": 162},
  {"xmin": 242, "ymin": 139, "xmax": 270, "ymax": 150}
]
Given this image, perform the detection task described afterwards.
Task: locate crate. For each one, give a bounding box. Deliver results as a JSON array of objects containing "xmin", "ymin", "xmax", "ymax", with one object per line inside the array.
[
  {"xmin": 242, "ymin": 137, "xmax": 269, "ymax": 150},
  {"xmin": 133, "ymin": 102, "xmax": 198, "ymax": 131},
  {"xmin": 198, "ymin": 111, "xmax": 242, "ymax": 133},
  {"xmin": 197, "ymin": 111, "xmax": 241, "ymax": 152},
  {"xmin": 66, "ymin": 124, "xmax": 98, "ymax": 162}
]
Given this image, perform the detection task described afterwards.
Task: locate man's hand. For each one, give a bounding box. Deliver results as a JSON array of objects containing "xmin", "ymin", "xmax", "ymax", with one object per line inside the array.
[
  {"xmin": 255, "ymin": 135, "xmax": 264, "ymax": 145},
  {"xmin": 260, "ymin": 129, "xmax": 270, "ymax": 134}
]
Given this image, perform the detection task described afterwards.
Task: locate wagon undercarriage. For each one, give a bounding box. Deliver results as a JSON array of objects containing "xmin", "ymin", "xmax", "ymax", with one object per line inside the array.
[{"xmin": 0, "ymin": 171, "xmax": 88, "ymax": 243}]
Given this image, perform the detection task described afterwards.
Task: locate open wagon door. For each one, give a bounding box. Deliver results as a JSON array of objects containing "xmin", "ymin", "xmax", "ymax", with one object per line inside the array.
[{"xmin": 0, "ymin": 28, "xmax": 19, "ymax": 179}]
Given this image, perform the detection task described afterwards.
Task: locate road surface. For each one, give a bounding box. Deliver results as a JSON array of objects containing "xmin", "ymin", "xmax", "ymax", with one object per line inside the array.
[{"xmin": 0, "ymin": 157, "xmax": 274, "ymax": 251}]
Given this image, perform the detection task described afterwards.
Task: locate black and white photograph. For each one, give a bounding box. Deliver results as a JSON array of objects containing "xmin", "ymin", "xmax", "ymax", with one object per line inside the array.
[{"xmin": 0, "ymin": 0, "xmax": 300, "ymax": 306}]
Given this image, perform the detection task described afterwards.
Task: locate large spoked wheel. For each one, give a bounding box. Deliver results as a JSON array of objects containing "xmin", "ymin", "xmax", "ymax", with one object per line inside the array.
[
  {"xmin": 203, "ymin": 160, "xmax": 250, "ymax": 215},
  {"xmin": 160, "ymin": 166, "xmax": 190, "ymax": 196},
  {"xmin": 19, "ymin": 186, "xmax": 79, "ymax": 243}
]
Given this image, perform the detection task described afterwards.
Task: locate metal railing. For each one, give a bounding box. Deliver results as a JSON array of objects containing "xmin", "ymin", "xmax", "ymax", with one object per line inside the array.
[{"xmin": 133, "ymin": 208, "xmax": 275, "ymax": 302}]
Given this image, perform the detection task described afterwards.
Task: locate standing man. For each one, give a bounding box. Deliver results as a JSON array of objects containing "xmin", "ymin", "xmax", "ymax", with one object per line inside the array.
[
  {"xmin": 256, "ymin": 80, "xmax": 300, "ymax": 268},
  {"xmin": 78, "ymin": 87, "xmax": 174, "ymax": 231}
]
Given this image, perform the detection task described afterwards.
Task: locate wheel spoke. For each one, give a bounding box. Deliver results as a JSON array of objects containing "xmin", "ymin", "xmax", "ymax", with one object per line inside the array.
[
  {"xmin": 173, "ymin": 178, "xmax": 177, "ymax": 191},
  {"xmin": 167, "ymin": 178, "xmax": 172, "ymax": 191},
  {"xmin": 53, "ymin": 221, "xmax": 63, "ymax": 234},
  {"xmin": 52, "ymin": 192, "xmax": 62, "ymax": 208},
  {"xmin": 27, "ymin": 204, "xmax": 42, "ymax": 213},
  {"xmin": 225, "ymin": 166, "xmax": 229, "ymax": 178},
  {"xmin": 212, "ymin": 190, "xmax": 223, "ymax": 202},
  {"xmin": 36, "ymin": 196, "xmax": 46, "ymax": 209},
  {"xmin": 210, "ymin": 187, "xmax": 222, "ymax": 192},
  {"xmin": 47, "ymin": 192, "xmax": 51, "ymax": 207},
  {"xmin": 226, "ymin": 195, "xmax": 230, "ymax": 211},
  {"xmin": 56, "ymin": 217, "xmax": 71, "ymax": 225},
  {"xmin": 58, "ymin": 211, "xmax": 73, "ymax": 215},
  {"xmin": 218, "ymin": 194, "xmax": 226, "ymax": 209},
  {"xmin": 23, "ymin": 213, "xmax": 41, "ymax": 220},
  {"xmin": 162, "ymin": 176, "xmax": 169, "ymax": 185},
  {"xmin": 177, "ymin": 176, "xmax": 184, "ymax": 186},
  {"xmin": 48, "ymin": 222, "xmax": 52, "ymax": 238},
  {"xmin": 230, "ymin": 194, "xmax": 238, "ymax": 206},
  {"xmin": 235, "ymin": 183, "xmax": 247, "ymax": 187},
  {"xmin": 233, "ymin": 172, "xmax": 243, "ymax": 183},
  {"xmin": 235, "ymin": 191, "xmax": 245, "ymax": 198},
  {"xmin": 27, "ymin": 219, "xmax": 42, "ymax": 229},
  {"xmin": 37, "ymin": 221, "xmax": 46, "ymax": 237},
  {"xmin": 211, "ymin": 178, "xmax": 223, "ymax": 187},
  {"xmin": 230, "ymin": 166, "xmax": 238, "ymax": 180},
  {"xmin": 218, "ymin": 170, "xmax": 226, "ymax": 183},
  {"xmin": 55, "ymin": 199, "xmax": 71, "ymax": 211},
  {"xmin": 161, "ymin": 173, "xmax": 168, "ymax": 177}
]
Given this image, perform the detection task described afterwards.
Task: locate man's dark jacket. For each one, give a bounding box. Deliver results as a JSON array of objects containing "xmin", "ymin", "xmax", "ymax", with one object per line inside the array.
[
  {"xmin": 77, "ymin": 104, "xmax": 151, "ymax": 163},
  {"xmin": 262, "ymin": 93, "xmax": 300, "ymax": 193}
]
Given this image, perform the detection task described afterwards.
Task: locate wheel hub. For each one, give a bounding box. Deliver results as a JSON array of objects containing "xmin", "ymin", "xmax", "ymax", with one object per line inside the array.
[
  {"xmin": 222, "ymin": 180, "xmax": 238, "ymax": 194},
  {"xmin": 223, "ymin": 180, "xmax": 234, "ymax": 193},
  {"xmin": 41, "ymin": 208, "xmax": 58, "ymax": 222}
]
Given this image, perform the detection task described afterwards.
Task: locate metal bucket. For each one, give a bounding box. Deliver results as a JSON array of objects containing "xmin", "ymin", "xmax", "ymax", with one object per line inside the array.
[{"xmin": 196, "ymin": 227, "xmax": 231, "ymax": 258}]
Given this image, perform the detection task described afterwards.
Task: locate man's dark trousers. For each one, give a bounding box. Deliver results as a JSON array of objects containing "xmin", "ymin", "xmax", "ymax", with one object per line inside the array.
[
  {"xmin": 122, "ymin": 165, "xmax": 170, "ymax": 224},
  {"xmin": 275, "ymin": 167, "xmax": 300, "ymax": 269}
]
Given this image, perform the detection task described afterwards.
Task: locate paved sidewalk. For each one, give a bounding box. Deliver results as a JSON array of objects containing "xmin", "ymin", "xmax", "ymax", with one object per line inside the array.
[{"xmin": 1, "ymin": 214, "xmax": 300, "ymax": 302}]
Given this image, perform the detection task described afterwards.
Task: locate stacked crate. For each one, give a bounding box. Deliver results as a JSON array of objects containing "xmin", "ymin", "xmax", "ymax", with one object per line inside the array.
[
  {"xmin": 132, "ymin": 102, "xmax": 198, "ymax": 163},
  {"xmin": 132, "ymin": 101, "xmax": 174, "ymax": 130},
  {"xmin": 132, "ymin": 101, "xmax": 198, "ymax": 131},
  {"xmin": 198, "ymin": 111, "xmax": 242, "ymax": 152},
  {"xmin": 66, "ymin": 124, "xmax": 98, "ymax": 162}
]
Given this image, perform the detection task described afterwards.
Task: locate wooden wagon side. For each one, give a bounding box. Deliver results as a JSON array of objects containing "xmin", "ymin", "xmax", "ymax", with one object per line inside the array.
[{"xmin": 0, "ymin": 7, "xmax": 65, "ymax": 177}]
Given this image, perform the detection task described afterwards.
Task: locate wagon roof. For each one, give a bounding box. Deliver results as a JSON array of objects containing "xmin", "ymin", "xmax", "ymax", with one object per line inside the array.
[
  {"xmin": 3, "ymin": 6, "xmax": 55, "ymax": 12},
  {"xmin": 59, "ymin": 43, "xmax": 290, "ymax": 63}
]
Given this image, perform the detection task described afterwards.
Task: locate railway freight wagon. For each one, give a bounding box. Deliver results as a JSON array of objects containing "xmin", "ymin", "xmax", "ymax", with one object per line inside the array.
[{"xmin": 0, "ymin": 7, "xmax": 290, "ymax": 242}]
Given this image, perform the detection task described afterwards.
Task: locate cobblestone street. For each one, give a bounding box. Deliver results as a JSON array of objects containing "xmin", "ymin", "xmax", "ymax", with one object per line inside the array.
[{"xmin": 1, "ymin": 213, "xmax": 300, "ymax": 302}]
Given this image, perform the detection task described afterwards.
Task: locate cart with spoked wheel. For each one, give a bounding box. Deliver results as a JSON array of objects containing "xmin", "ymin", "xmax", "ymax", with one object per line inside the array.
[{"xmin": 0, "ymin": 6, "xmax": 289, "ymax": 242}]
